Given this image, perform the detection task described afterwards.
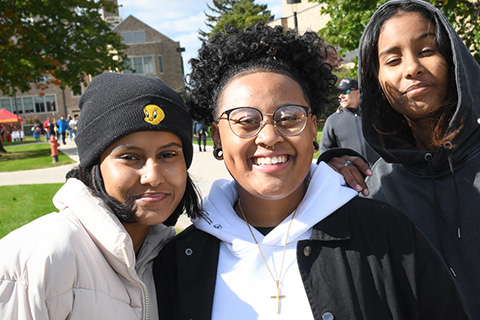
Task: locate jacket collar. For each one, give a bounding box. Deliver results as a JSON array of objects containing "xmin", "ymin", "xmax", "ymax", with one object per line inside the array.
[
  {"xmin": 53, "ymin": 178, "xmax": 174, "ymax": 276},
  {"xmin": 310, "ymin": 204, "xmax": 350, "ymax": 242}
]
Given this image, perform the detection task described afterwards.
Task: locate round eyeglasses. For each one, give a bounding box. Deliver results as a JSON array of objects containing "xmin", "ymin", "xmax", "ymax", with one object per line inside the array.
[{"xmin": 217, "ymin": 105, "xmax": 311, "ymax": 139}]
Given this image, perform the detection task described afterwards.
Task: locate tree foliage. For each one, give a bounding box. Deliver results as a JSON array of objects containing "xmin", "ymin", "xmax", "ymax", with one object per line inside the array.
[
  {"xmin": 199, "ymin": 0, "xmax": 274, "ymax": 39},
  {"xmin": 315, "ymin": 0, "xmax": 480, "ymax": 75},
  {"xmin": 0, "ymin": 0, "xmax": 128, "ymax": 96}
]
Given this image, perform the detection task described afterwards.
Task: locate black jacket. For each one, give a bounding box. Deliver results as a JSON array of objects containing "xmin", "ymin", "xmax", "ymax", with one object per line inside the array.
[
  {"xmin": 320, "ymin": 107, "xmax": 379, "ymax": 166},
  {"xmin": 357, "ymin": 1, "xmax": 480, "ymax": 317},
  {"xmin": 154, "ymin": 197, "xmax": 466, "ymax": 320}
]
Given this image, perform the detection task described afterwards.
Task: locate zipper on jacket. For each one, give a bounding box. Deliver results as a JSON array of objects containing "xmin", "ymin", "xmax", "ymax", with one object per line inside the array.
[
  {"xmin": 354, "ymin": 113, "xmax": 366, "ymax": 157},
  {"xmin": 123, "ymin": 247, "xmax": 151, "ymax": 320}
]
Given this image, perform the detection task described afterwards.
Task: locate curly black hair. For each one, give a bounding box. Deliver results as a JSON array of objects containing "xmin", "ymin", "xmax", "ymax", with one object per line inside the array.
[{"xmin": 187, "ymin": 23, "xmax": 337, "ymax": 124}]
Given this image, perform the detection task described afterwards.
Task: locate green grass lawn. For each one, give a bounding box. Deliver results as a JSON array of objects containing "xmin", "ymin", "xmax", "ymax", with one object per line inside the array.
[
  {"xmin": 0, "ymin": 183, "xmax": 63, "ymax": 238},
  {"xmin": 0, "ymin": 183, "xmax": 185, "ymax": 238},
  {"xmin": 2, "ymin": 136, "xmax": 38, "ymax": 146},
  {"xmin": 0, "ymin": 142, "xmax": 75, "ymax": 172}
]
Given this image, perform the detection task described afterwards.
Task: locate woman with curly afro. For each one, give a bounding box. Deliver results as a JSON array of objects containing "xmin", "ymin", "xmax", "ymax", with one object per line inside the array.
[{"xmin": 153, "ymin": 23, "xmax": 466, "ymax": 319}]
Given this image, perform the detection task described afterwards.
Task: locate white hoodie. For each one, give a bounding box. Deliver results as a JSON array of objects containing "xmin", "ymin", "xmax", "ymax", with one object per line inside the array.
[{"xmin": 193, "ymin": 163, "xmax": 358, "ymax": 319}]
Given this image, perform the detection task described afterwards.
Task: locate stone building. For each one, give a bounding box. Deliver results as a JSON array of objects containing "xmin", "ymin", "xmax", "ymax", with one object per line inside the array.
[
  {"xmin": 268, "ymin": 0, "xmax": 357, "ymax": 67},
  {"xmin": 0, "ymin": 9, "xmax": 185, "ymax": 125},
  {"xmin": 114, "ymin": 15, "xmax": 185, "ymax": 92},
  {"xmin": 0, "ymin": 80, "xmax": 82, "ymax": 125},
  {"xmin": 268, "ymin": 0, "xmax": 329, "ymax": 35}
]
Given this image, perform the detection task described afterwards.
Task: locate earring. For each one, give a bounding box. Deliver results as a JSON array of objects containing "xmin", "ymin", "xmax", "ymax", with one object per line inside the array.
[
  {"xmin": 213, "ymin": 147, "xmax": 223, "ymax": 160},
  {"xmin": 313, "ymin": 141, "xmax": 319, "ymax": 151}
]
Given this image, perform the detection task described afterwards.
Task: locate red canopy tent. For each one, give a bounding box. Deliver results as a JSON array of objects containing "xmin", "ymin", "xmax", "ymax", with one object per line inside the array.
[
  {"xmin": 0, "ymin": 108, "xmax": 23, "ymax": 142},
  {"xmin": 0, "ymin": 108, "xmax": 22, "ymax": 124}
]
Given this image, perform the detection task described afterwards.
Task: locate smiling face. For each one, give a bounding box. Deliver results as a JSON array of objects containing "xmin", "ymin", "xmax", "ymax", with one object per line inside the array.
[
  {"xmin": 377, "ymin": 11, "xmax": 449, "ymax": 120},
  {"xmin": 100, "ymin": 131, "xmax": 187, "ymax": 228},
  {"xmin": 212, "ymin": 71, "xmax": 317, "ymax": 202}
]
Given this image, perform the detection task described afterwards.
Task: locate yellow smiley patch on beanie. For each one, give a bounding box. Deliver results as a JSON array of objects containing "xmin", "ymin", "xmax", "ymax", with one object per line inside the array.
[{"xmin": 143, "ymin": 104, "xmax": 165, "ymax": 125}]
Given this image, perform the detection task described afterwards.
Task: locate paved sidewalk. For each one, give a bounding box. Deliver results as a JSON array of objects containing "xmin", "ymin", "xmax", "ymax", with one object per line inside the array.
[
  {"xmin": 0, "ymin": 139, "xmax": 79, "ymax": 186},
  {"xmin": 0, "ymin": 139, "xmax": 232, "ymax": 229}
]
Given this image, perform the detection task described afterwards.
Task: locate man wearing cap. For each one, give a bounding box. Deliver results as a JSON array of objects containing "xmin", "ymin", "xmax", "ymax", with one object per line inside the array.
[{"xmin": 320, "ymin": 78, "xmax": 379, "ymax": 166}]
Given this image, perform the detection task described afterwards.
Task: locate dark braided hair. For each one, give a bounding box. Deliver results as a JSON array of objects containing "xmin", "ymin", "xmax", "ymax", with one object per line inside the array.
[{"xmin": 187, "ymin": 23, "xmax": 338, "ymax": 124}]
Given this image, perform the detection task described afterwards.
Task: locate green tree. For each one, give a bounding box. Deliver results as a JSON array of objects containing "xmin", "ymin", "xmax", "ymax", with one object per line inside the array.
[
  {"xmin": 200, "ymin": 0, "xmax": 274, "ymax": 39},
  {"xmin": 315, "ymin": 0, "xmax": 480, "ymax": 75},
  {"xmin": 0, "ymin": 0, "xmax": 128, "ymax": 96}
]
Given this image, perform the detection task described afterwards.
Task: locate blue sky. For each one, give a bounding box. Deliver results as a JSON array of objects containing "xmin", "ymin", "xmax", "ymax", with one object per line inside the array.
[{"xmin": 118, "ymin": 0, "xmax": 284, "ymax": 76}]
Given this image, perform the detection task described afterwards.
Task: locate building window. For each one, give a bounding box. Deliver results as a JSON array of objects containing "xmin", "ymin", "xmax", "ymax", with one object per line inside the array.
[
  {"xmin": 0, "ymin": 95, "xmax": 56, "ymax": 115},
  {"xmin": 124, "ymin": 56, "xmax": 155, "ymax": 75},
  {"xmin": 143, "ymin": 57, "xmax": 154, "ymax": 74},
  {"xmin": 132, "ymin": 57, "xmax": 143, "ymax": 73},
  {"xmin": 15, "ymin": 98, "xmax": 22, "ymax": 114},
  {"xmin": 35, "ymin": 96, "xmax": 45, "ymax": 113},
  {"xmin": 121, "ymin": 30, "xmax": 146, "ymax": 44},
  {"xmin": 45, "ymin": 95, "xmax": 56, "ymax": 112},
  {"xmin": 5, "ymin": 98, "xmax": 24, "ymax": 114},
  {"xmin": 1, "ymin": 99, "xmax": 12, "ymax": 112},
  {"xmin": 1, "ymin": 98, "xmax": 24, "ymax": 114},
  {"xmin": 158, "ymin": 56, "xmax": 164, "ymax": 73},
  {"xmin": 23, "ymin": 97, "xmax": 34, "ymax": 114}
]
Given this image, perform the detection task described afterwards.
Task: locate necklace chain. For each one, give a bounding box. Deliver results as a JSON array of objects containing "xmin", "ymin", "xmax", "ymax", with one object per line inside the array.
[{"xmin": 237, "ymin": 200, "xmax": 299, "ymax": 314}]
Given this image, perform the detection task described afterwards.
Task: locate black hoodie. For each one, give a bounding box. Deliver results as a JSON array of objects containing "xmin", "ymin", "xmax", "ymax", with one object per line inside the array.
[{"xmin": 358, "ymin": 1, "xmax": 480, "ymax": 318}]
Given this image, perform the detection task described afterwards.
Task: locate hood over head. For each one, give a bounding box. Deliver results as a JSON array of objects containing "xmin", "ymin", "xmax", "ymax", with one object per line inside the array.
[{"xmin": 358, "ymin": 0, "xmax": 480, "ymax": 172}]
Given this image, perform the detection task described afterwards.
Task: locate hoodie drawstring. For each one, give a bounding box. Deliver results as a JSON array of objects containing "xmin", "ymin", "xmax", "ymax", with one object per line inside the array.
[
  {"xmin": 444, "ymin": 142, "xmax": 462, "ymax": 239},
  {"xmin": 425, "ymin": 150, "xmax": 457, "ymax": 278}
]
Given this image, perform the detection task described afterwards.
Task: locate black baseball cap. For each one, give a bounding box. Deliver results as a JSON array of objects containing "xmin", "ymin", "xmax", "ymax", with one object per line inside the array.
[{"xmin": 337, "ymin": 78, "xmax": 358, "ymax": 91}]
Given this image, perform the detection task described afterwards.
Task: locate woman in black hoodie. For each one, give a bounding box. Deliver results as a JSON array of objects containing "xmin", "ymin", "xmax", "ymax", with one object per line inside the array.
[{"xmin": 322, "ymin": 1, "xmax": 480, "ymax": 318}]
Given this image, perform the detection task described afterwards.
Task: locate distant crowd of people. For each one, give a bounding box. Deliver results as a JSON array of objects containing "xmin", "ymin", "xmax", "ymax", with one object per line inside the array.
[
  {"xmin": 0, "ymin": 124, "xmax": 23, "ymax": 143},
  {"xmin": 0, "ymin": 114, "xmax": 80, "ymax": 144},
  {"xmin": 42, "ymin": 114, "xmax": 78, "ymax": 144}
]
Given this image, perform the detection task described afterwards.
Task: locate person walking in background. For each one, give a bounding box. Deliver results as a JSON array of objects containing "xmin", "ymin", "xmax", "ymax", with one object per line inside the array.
[
  {"xmin": 32, "ymin": 123, "xmax": 42, "ymax": 141},
  {"xmin": 153, "ymin": 23, "xmax": 466, "ymax": 319},
  {"xmin": 321, "ymin": 1, "xmax": 480, "ymax": 317},
  {"xmin": 0, "ymin": 124, "xmax": 7, "ymax": 143},
  {"xmin": 49, "ymin": 118, "xmax": 56, "ymax": 140},
  {"xmin": 0, "ymin": 73, "xmax": 202, "ymax": 319},
  {"xmin": 66, "ymin": 114, "xmax": 72, "ymax": 141},
  {"xmin": 193, "ymin": 119, "xmax": 207, "ymax": 151},
  {"xmin": 320, "ymin": 78, "xmax": 379, "ymax": 166},
  {"xmin": 56, "ymin": 116, "xmax": 68, "ymax": 145},
  {"xmin": 43, "ymin": 118, "xmax": 51, "ymax": 141},
  {"xmin": 68, "ymin": 115, "xmax": 78, "ymax": 141}
]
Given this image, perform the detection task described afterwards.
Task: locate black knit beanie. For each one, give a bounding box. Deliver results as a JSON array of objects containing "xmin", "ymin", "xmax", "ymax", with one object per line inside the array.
[{"xmin": 75, "ymin": 72, "xmax": 193, "ymax": 169}]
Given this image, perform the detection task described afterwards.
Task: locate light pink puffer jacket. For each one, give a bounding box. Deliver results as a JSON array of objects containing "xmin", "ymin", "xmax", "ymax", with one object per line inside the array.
[{"xmin": 0, "ymin": 178, "xmax": 175, "ymax": 320}]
